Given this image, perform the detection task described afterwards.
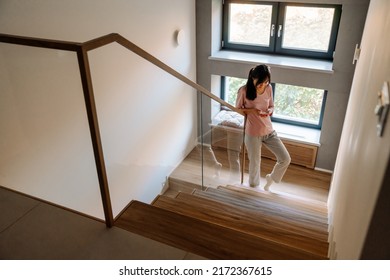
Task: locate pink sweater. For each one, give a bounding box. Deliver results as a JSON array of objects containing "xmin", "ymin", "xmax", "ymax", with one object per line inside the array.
[{"xmin": 235, "ymin": 85, "xmax": 274, "ymax": 137}]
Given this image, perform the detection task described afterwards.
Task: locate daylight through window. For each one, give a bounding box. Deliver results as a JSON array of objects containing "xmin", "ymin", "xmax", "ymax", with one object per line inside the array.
[
  {"xmin": 223, "ymin": 1, "xmax": 342, "ymax": 60},
  {"xmin": 222, "ymin": 76, "xmax": 326, "ymax": 129}
]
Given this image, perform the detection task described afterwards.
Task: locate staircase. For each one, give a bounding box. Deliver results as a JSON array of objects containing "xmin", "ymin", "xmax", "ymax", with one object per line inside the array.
[{"xmin": 114, "ymin": 180, "xmax": 329, "ymax": 260}]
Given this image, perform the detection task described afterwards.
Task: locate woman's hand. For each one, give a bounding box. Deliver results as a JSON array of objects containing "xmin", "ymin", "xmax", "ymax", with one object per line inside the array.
[
  {"xmin": 259, "ymin": 108, "xmax": 274, "ymax": 117},
  {"xmin": 260, "ymin": 108, "xmax": 273, "ymax": 117},
  {"xmin": 259, "ymin": 110, "xmax": 269, "ymax": 117},
  {"xmin": 238, "ymin": 108, "xmax": 258, "ymax": 115},
  {"xmin": 238, "ymin": 108, "xmax": 272, "ymax": 117}
]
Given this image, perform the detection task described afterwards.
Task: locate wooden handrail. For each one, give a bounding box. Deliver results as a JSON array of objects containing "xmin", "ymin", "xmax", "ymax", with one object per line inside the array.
[
  {"xmin": 82, "ymin": 33, "xmax": 120, "ymax": 51},
  {"xmin": 0, "ymin": 32, "xmax": 241, "ymax": 113},
  {"xmin": 0, "ymin": 33, "xmax": 82, "ymax": 51},
  {"xmin": 114, "ymin": 34, "xmax": 239, "ymax": 112},
  {"xmin": 0, "ymin": 32, "xmax": 245, "ymax": 227},
  {"xmin": 82, "ymin": 33, "xmax": 240, "ymax": 113}
]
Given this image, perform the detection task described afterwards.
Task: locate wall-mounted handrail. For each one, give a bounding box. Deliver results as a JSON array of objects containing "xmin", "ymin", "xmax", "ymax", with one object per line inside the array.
[{"xmin": 0, "ymin": 32, "xmax": 245, "ymax": 228}]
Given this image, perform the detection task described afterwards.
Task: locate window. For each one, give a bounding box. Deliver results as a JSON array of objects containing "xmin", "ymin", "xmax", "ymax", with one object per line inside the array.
[
  {"xmin": 222, "ymin": 76, "xmax": 245, "ymax": 106},
  {"xmin": 223, "ymin": 1, "xmax": 342, "ymax": 60},
  {"xmin": 222, "ymin": 76, "xmax": 327, "ymax": 129},
  {"xmin": 272, "ymin": 83, "xmax": 326, "ymax": 128}
]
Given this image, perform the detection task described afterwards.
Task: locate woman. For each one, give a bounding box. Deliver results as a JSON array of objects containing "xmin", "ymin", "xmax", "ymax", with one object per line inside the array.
[{"xmin": 236, "ymin": 64, "xmax": 291, "ymax": 191}]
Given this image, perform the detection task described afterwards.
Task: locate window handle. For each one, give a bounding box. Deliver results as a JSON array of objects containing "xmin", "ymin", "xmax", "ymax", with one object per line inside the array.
[
  {"xmin": 271, "ymin": 24, "xmax": 275, "ymax": 37},
  {"xmin": 278, "ymin": 25, "xmax": 283, "ymax": 37}
]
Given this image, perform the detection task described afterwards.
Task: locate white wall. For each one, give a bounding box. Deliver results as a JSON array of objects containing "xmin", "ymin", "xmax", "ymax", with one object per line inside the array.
[
  {"xmin": 0, "ymin": 0, "xmax": 197, "ymax": 219},
  {"xmin": 328, "ymin": 0, "xmax": 390, "ymax": 259}
]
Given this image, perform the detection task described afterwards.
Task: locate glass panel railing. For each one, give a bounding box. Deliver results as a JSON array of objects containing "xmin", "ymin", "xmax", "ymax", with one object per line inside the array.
[
  {"xmin": 0, "ymin": 33, "xmax": 247, "ymax": 224},
  {"xmin": 0, "ymin": 43, "xmax": 104, "ymax": 219},
  {"xmin": 87, "ymin": 38, "xmax": 246, "ymax": 217},
  {"xmin": 88, "ymin": 43, "xmax": 203, "ymax": 218},
  {"xmin": 199, "ymin": 95, "xmax": 245, "ymax": 190}
]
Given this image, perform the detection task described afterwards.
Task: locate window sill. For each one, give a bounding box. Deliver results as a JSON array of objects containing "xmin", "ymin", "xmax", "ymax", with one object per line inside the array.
[
  {"xmin": 209, "ymin": 50, "xmax": 334, "ymax": 74},
  {"xmin": 272, "ymin": 122, "xmax": 321, "ymax": 147}
]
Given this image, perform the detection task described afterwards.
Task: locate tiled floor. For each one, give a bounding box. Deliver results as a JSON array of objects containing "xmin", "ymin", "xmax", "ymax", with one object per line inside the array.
[{"xmin": 0, "ymin": 187, "xmax": 206, "ymax": 260}]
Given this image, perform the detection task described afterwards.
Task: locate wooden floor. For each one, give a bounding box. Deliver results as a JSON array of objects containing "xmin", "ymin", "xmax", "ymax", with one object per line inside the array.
[{"xmin": 115, "ymin": 147, "xmax": 332, "ymax": 259}]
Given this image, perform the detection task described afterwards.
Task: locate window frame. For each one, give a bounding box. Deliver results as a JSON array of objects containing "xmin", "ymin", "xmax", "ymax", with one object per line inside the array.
[
  {"xmin": 270, "ymin": 83, "xmax": 328, "ymax": 129},
  {"xmin": 222, "ymin": 1, "xmax": 279, "ymax": 53},
  {"xmin": 222, "ymin": 0, "xmax": 342, "ymax": 61},
  {"xmin": 221, "ymin": 76, "xmax": 327, "ymax": 129}
]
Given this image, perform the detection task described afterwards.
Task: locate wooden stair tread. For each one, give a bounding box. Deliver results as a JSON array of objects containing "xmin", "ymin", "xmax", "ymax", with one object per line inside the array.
[
  {"xmin": 168, "ymin": 177, "xmax": 203, "ymax": 193},
  {"xmin": 193, "ymin": 188, "xmax": 328, "ymax": 234},
  {"xmin": 197, "ymin": 187, "xmax": 328, "ymax": 225},
  {"xmin": 208, "ymin": 187, "xmax": 327, "ymax": 223},
  {"xmin": 177, "ymin": 191, "xmax": 327, "ymax": 242},
  {"xmin": 153, "ymin": 194, "xmax": 328, "ymax": 257},
  {"xmin": 115, "ymin": 200, "xmax": 326, "ymax": 260},
  {"xmin": 220, "ymin": 185, "xmax": 328, "ymax": 216}
]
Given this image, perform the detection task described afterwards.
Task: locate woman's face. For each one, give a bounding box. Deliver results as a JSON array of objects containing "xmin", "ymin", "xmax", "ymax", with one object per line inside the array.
[{"xmin": 253, "ymin": 78, "xmax": 269, "ymax": 93}]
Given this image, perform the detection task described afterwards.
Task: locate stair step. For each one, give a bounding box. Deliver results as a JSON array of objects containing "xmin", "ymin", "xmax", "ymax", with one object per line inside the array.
[
  {"xmin": 153, "ymin": 194, "xmax": 328, "ymax": 257},
  {"xmin": 115, "ymin": 200, "xmax": 326, "ymax": 260},
  {"xmin": 201, "ymin": 187, "xmax": 327, "ymax": 225},
  {"xmin": 168, "ymin": 177, "xmax": 202, "ymax": 193},
  {"xmin": 193, "ymin": 188, "xmax": 328, "ymax": 237},
  {"xmin": 212, "ymin": 188, "xmax": 328, "ymax": 224},
  {"xmin": 220, "ymin": 185, "xmax": 328, "ymax": 217},
  {"xmin": 181, "ymin": 190, "xmax": 327, "ymax": 242}
]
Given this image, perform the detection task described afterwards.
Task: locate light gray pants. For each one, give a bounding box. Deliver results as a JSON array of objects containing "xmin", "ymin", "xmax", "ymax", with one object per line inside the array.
[{"xmin": 245, "ymin": 131, "xmax": 291, "ymax": 187}]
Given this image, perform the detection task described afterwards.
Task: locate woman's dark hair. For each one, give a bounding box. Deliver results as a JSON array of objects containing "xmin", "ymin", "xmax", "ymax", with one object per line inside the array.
[{"xmin": 245, "ymin": 64, "xmax": 271, "ymax": 100}]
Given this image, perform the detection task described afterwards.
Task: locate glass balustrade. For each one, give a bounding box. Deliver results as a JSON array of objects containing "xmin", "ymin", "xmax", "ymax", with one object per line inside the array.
[
  {"xmin": 0, "ymin": 34, "xmax": 246, "ymax": 225},
  {"xmin": 87, "ymin": 39, "xmax": 246, "ymax": 218},
  {"xmin": 198, "ymin": 95, "xmax": 245, "ymax": 190},
  {"xmin": 88, "ymin": 43, "xmax": 203, "ymax": 217}
]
